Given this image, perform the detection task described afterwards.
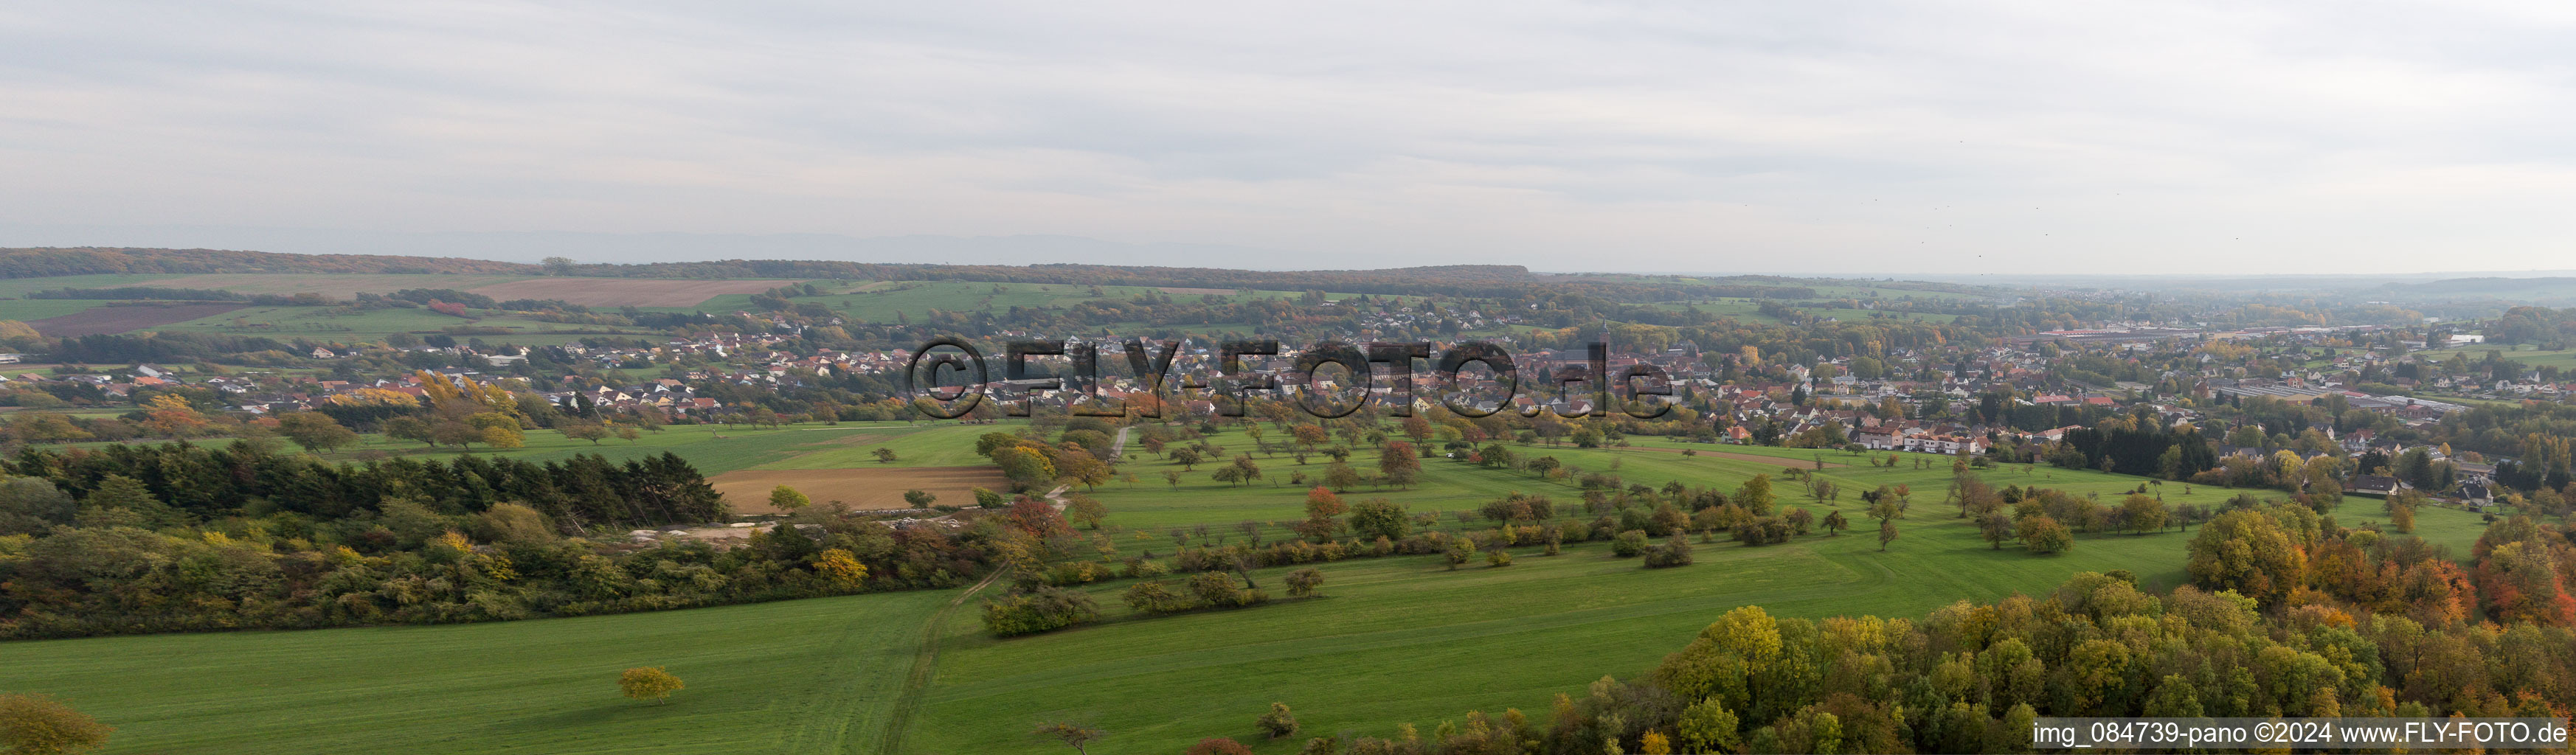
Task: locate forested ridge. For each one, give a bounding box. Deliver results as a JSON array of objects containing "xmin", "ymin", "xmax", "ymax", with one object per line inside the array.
[{"xmin": 0, "ymin": 248, "xmax": 535, "ymax": 276}]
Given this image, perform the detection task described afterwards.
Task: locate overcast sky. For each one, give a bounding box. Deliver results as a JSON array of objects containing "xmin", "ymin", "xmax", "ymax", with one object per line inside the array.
[{"xmin": 5, "ymin": 1, "xmax": 2573, "ymax": 274}]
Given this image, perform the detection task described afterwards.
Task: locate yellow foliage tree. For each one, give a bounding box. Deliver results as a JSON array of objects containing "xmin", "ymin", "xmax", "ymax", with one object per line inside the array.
[
  {"xmin": 813, "ymin": 548, "xmax": 868, "ymax": 589},
  {"xmin": 618, "ymin": 667, "xmax": 683, "ymax": 705},
  {"xmin": 1638, "ymin": 730, "xmax": 1672, "ymax": 754},
  {"xmin": 141, "ymin": 394, "xmax": 211, "ymax": 437},
  {"xmin": 330, "ymin": 388, "xmax": 421, "ymax": 407},
  {"xmin": 0, "ymin": 692, "xmax": 112, "ymax": 755}
]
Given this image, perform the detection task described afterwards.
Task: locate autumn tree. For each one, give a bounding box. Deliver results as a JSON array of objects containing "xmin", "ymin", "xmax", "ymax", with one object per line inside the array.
[
  {"xmin": 1737, "ymin": 474, "xmax": 1776, "ymax": 515},
  {"xmin": 2121, "ymin": 494, "xmax": 2168, "ymax": 535},
  {"xmin": 1289, "ymin": 424, "xmax": 1329, "ymax": 453},
  {"xmin": 2019, "ymin": 515, "xmax": 2073, "ymax": 554},
  {"xmin": 140, "ymin": 394, "xmax": 211, "ymax": 437},
  {"xmin": 1256, "ymin": 703, "xmax": 1299, "ymax": 739},
  {"xmin": 2186, "ymin": 507, "xmax": 2311, "ymax": 605},
  {"xmin": 275, "ymin": 411, "xmax": 360, "ymax": 452},
  {"xmin": 561, "ymin": 421, "xmax": 612, "ymax": 445},
  {"xmin": 1284, "ymin": 567, "xmax": 1324, "ymax": 597},
  {"xmin": 769, "ymin": 485, "xmax": 811, "ymax": 511},
  {"xmin": 619, "ymin": 667, "xmax": 684, "ymax": 705},
  {"xmin": 813, "ymin": 548, "xmax": 869, "ymax": 589},
  {"xmin": 1067, "ymin": 494, "xmax": 1108, "ymax": 529},
  {"xmin": 1978, "ymin": 512, "xmax": 2014, "ymax": 549},
  {"xmin": 0, "ymin": 693, "xmax": 111, "ymax": 755},
  {"xmin": 1379, "ymin": 441, "xmax": 1422, "ymax": 488},
  {"xmin": 1347, "ymin": 498, "xmax": 1409, "ymax": 540}
]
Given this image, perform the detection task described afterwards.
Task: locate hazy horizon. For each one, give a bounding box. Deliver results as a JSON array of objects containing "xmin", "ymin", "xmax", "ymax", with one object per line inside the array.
[{"xmin": 7, "ymin": 2, "xmax": 2574, "ymax": 274}]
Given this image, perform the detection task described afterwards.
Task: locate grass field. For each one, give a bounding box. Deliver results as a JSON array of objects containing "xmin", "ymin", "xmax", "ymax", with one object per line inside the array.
[
  {"xmin": 148, "ymin": 273, "xmax": 537, "ymax": 296},
  {"xmin": 2420, "ymin": 345, "xmax": 2576, "ymax": 370},
  {"xmin": 749, "ymin": 424, "xmax": 1004, "ymax": 470},
  {"xmin": 0, "ymin": 589, "xmax": 953, "ymax": 755},
  {"xmin": 147, "ymin": 304, "xmax": 658, "ymax": 345},
  {"xmin": 311, "ymin": 421, "xmax": 934, "ymax": 476},
  {"xmin": 0, "ymin": 274, "xmax": 187, "ymax": 298},
  {"xmin": 0, "ymin": 298, "xmax": 113, "ymax": 323}
]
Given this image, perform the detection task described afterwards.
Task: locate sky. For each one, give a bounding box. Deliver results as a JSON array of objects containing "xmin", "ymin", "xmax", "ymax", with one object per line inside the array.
[{"xmin": 4, "ymin": 1, "xmax": 2574, "ymax": 274}]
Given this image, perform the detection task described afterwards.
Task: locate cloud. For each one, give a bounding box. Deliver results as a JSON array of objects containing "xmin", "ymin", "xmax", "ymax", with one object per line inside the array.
[{"xmin": 3, "ymin": 1, "xmax": 2571, "ymax": 273}]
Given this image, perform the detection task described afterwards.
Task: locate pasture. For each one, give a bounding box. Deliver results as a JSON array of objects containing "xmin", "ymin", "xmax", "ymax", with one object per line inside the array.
[
  {"xmin": 463, "ymin": 277, "xmax": 802, "ymax": 308},
  {"xmin": 148, "ymin": 273, "xmax": 535, "ymax": 296},
  {"xmin": 0, "ymin": 589, "xmax": 953, "ymax": 755},
  {"xmin": 710, "ymin": 466, "xmax": 1011, "ymax": 512},
  {"xmin": 2420, "ymin": 345, "xmax": 2576, "ymax": 370}
]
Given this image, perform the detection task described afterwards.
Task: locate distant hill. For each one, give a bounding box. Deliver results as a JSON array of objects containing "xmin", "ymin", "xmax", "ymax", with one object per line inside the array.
[
  {"xmin": 0, "ymin": 247, "xmax": 539, "ymax": 278},
  {"xmin": 2379, "ymin": 276, "xmax": 2576, "ymax": 295},
  {"xmin": 0, "ymin": 247, "xmax": 1562, "ymax": 298}
]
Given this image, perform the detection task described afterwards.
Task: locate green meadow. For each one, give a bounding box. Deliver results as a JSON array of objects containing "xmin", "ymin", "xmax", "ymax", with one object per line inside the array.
[
  {"xmin": 0, "ymin": 590, "xmax": 952, "ymax": 755},
  {"xmin": 673, "ymin": 279, "xmax": 1371, "ymax": 325}
]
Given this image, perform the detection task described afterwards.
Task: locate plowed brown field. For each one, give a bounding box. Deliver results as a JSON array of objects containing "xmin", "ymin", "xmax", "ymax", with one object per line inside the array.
[{"xmin": 27, "ymin": 303, "xmax": 245, "ymax": 336}]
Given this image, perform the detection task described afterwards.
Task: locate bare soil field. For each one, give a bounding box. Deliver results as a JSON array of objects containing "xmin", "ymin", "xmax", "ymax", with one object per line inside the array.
[
  {"xmin": 27, "ymin": 303, "xmax": 246, "ymax": 336},
  {"xmin": 466, "ymin": 277, "xmax": 804, "ymax": 307},
  {"xmin": 150, "ymin": 274, "xmax": 531, "ymax": 296},
  {"xmin": 710, "ymin": 466, "xmax": 1011, "ymax": 513}
]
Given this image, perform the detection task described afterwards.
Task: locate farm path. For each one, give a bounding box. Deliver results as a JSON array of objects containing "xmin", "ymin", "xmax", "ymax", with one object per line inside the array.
[
  {"xmin": 1109, "ymin": 425, "xmax": 1132, "ymax": 461},
  {"xmin": 871, "ymin": 569, "xmax": 1003, "ymax": 755}
]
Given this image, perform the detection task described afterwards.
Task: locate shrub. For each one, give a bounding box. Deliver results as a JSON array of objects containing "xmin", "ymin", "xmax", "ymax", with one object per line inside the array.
[
  {"xmin": 1611, "ymin": 529, "xmax": 1649, "ymax": 557},
  {"xmin": 1487, "ymin": 550, "xmax": 1514, "ymax": 567},
  {"xmin": 1185, "ymin": 737, "xmax": 1256, "ymax": 755},
  {"xmin": 982, "ymin": 587, "xmax": 1102, "ymax": 636},
  {"xmin": 1187, "ymin": 571, "xmax": 1267, "ymax": 608},
  {"xmin": 1123, "ymin": 580, "xmax": 1198, "ymax": 613},
  {"xmin": 1045, "ymin": 560, "xmax": 1110, "ymax": 586},
  {"xmin": 1284, "ymin": 567, "xmax": 1325, "ymax": 597},
  {"xmin": 618, "ymin": 667, "xmax": 683, "ymax": 705},
  {"xmin": 0, "ymin": 693, "xmax": 113, "ymax": 754},
  {"xmin": 1256, "ymin": 702, "xmax": 1300, "ymax": 739},
  {"xmin": 1644, "ymin": 535, "xmax": 1694, "ymax": 568}
]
